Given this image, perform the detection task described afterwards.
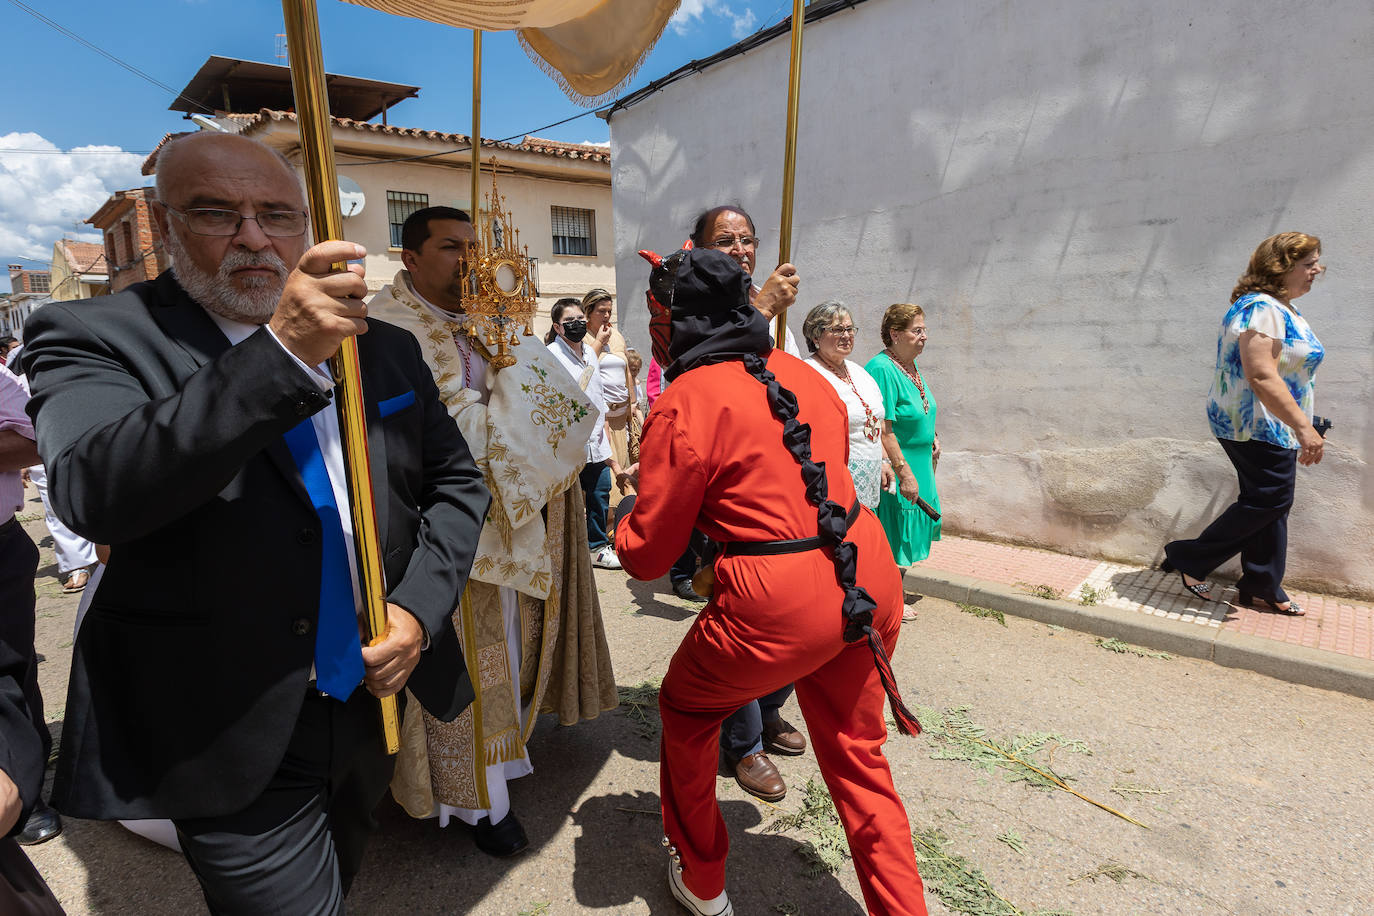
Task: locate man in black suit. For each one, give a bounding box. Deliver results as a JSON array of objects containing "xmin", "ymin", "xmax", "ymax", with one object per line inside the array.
[{"xmin": 20, "ymin": 132, "xmax": 490, "ymax": 913}]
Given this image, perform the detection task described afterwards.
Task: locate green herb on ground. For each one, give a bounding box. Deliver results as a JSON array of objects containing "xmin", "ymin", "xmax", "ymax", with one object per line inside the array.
[
  {"xmin": 616, "ymin": 679, "xmax": 662, "ymax": 740},
  {"xmin": 1015, "ymin": 582, "xmax": 1064, "ymax": 601},
  {"xmin": 957, "ymin": 603, "xmax": 1006, "ymax": 626},
  {"xmin": 766, "ymin": 779, "xmax": 851, "ymax": 877},
  {"xmin": 1096, "ymin": 638, "xmax": 1172, "ymax": 660},
  {"xmin": 1068, "ymin": 861, "xmax": 1151, "ymax": 885},
  {"xmin": 518, "ymin": 903, "xmax": 550, "ymax": 916},
  {"xmin": 916, "ymin": 706, "xmax": 1146, "ymax": 828},
  {"xmin": 1109, "ymin": 783, "xmax": 1171, "ymax": 799},
  {"xmin": 913, "ymin": 827, "xmax": 1072, "ymax": 916},
  {"xmin": 1077, "ymin": 585, "xmax": 1104, "ymax": 606},
  {"xmin": 995, "ymin": 829, "xmax": 1026, "ymax": 855}
]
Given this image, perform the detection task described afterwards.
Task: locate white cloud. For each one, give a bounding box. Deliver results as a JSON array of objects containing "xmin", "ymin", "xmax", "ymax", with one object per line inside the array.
[
  {"xmin": 670, "ymin": 0, "xmax": 759, "ymax": 40},
  {"xmin": 0, "ymin": 132, "xmax": 146, "ymax": 263}
]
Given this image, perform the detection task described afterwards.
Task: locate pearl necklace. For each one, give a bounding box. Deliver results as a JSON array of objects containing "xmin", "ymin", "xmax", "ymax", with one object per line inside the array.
[
  {"xmin": 884, "ymin": 348, "xmax": 929, "ymax": 414},
  {"xmin": 818, "ymin": 354, "xmax": 881, "ymax": 442}
]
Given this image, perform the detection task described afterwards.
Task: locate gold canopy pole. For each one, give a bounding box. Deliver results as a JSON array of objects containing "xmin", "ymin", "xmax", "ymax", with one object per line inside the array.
[
  {"xmin": 472, "ymin": 30, "xmax": 482, "ymax": 225},
  {"xmin": 281, "ymin": 0, "xmax": 400, "ymax": 754},
  {"xmin": 774, "ymin": 0, "xmax": 805, "ymax": 349}
]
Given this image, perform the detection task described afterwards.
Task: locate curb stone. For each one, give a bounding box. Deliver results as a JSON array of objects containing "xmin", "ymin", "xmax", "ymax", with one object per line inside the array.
[{"xmin": 905, "ymin": 568, "xmax": 1374, "ymax": 700}]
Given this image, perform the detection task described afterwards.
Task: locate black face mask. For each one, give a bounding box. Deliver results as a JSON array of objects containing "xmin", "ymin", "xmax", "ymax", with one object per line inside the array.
[{"xmin": 561, "ymin": 319, "xmax": 588, "ymax": 343}]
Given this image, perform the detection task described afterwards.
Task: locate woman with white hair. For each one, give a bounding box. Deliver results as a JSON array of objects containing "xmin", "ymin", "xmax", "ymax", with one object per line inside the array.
[{"xmin": 802, "ymin": 301, "xmax": 889, "ymax": 510}]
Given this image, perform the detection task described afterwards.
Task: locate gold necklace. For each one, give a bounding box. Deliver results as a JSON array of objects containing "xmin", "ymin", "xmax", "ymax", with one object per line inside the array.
[{"xmin": 819, "ymin": 356, "xmax": 881, "ymax": 442}]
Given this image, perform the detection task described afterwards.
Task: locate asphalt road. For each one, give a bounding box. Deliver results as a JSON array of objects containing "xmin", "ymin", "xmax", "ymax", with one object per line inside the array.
[{"xmin": 19, "ymin": 495, "xmax": 1374, "ymax": 915}]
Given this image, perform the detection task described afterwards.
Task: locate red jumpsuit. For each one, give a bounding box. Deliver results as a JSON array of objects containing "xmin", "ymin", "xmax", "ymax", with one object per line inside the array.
[{"xmin": 616, "ymin": 350, "xmax": 927, "ymax": 916}]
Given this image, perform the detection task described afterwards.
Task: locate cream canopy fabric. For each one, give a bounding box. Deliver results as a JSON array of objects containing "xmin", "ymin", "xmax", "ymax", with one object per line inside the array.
[{"xmin": 341, "ymin": 0, "xmax": 681, "ymax": 104}]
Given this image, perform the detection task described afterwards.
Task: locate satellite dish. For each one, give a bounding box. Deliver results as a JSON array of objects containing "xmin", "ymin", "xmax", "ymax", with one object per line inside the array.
[{"xmin": 338, "ymin": 176, "xmax": 366, "ymax": 218}]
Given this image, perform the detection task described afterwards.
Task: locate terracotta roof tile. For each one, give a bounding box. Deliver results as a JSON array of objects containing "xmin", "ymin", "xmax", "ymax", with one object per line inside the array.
[
  {"xmin": 143, "ymin": 111, "xmax": 609, "ymax": 174},
  {"xmin": 59, "ymin": 240, "xmax": 108, "ymax": 275}
]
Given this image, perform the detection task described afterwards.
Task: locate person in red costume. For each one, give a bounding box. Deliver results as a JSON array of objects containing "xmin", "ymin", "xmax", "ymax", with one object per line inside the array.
[{"xmin": 616, "ymin": 247, "xmax": 928, "ymax": 916}]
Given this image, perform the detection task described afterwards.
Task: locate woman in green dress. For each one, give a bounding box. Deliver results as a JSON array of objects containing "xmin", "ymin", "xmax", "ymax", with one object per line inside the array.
[{"xmin": 866, "ymin": 303, "xmax": 941, "ymax": 592}]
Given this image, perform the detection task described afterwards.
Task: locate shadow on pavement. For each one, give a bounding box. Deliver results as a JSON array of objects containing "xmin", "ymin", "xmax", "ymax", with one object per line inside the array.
[
  {"xmin": 47, "ymin": 815, "xmax": 199, "ymax": 914},
  {"xmin": 572, "ymin": 791, "xmax": 862, "ymax": 915},
  {"xmin": 625, "ymin": 577, "xmax": 698, "ymax": 622},
  {"xmin": 1107, "ymin": 568, "xmax": 1237, "ymax": 624},
  {"xmin": 346, "ymin": 688, "xmax": 665, "ymax": 914}
]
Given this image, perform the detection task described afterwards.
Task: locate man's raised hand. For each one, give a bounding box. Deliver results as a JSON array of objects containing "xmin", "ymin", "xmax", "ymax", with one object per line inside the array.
[
  {"xmin": 753, "ymin": 263, "xmax": 799, "ymax": 320},
  {"xmin": 269, "ymin": 241, "xmax": 370, "ymax": 366}
]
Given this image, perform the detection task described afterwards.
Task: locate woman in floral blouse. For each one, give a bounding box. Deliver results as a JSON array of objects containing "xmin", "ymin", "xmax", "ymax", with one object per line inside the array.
[{"xmin": 1162, "ymin": 233, "xmax": 1326, "ymax": 615}]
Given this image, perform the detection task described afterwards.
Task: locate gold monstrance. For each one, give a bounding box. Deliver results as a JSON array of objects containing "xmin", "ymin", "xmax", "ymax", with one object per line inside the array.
[{"xmin": 460, "ymin": 161, "xmax": 538, "ymax": 369}]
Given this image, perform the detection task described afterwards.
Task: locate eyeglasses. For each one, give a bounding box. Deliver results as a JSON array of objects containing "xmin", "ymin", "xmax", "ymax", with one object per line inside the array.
[
  {"xmin": 908, "ymin": 328, "xmax": 928, "ymax": 338},
  {"xmin": 709, "ymin": 234, "xmax": 759, "ymax": 250},
  {"xmin": 166, "ymin": 207, "xmax": 309, "ymax": 238},
  {"xmin": 824, "ymin": 326, "xmax": 858, "ymax": 336}
]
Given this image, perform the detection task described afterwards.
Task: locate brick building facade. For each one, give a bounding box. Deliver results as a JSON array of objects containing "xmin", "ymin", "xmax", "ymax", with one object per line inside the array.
[{"xmin": 87, "ymin": 188, "xmax": 167, "ymax": 294}]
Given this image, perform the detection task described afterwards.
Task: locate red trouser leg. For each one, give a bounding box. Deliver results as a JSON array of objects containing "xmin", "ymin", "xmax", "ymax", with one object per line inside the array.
[
  {"xmin": 658, "ymin": 620, "xmax": 765, "ymax": 900},
  {"xmin": 794, "ymin": 635, "xmax": 928, "ymax": 916}
]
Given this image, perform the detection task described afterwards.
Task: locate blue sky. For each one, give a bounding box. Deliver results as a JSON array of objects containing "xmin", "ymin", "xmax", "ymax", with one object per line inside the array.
[{"xmin": 1, "ymin": 0, "xmax": 787, "ymax": 291}]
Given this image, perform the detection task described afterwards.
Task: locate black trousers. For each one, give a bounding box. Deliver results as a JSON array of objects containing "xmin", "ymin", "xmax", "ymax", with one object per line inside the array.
[
  {"xmin": 172, "ymin": 688, "xmax": 395, "ymax": 916},
  {"xmin": 1165, "ymin": 437, "xmax": 1298, "ymax": 603},
  {"xmin": 0, "ymin": 519, "xmax": 48, "ymax": 773}
]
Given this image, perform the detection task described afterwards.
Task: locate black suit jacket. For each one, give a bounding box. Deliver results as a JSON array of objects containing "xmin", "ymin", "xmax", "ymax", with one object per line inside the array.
[{"xmin": 20, "ymin": 271, "xmax": 490, "ymax": 820}]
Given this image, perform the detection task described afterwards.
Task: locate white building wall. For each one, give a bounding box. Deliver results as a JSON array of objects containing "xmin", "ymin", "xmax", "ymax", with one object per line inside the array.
[
  {"xmin": 244, "ymin": 123, "xmax": 615, "ymax": 337},
  {"xmin": 609, "ymin": 0, "xmax": 1374, "ymax": 595}
]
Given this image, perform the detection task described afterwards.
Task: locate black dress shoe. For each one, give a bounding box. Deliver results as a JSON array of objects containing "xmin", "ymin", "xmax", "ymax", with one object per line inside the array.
[
  {"xmin": 472, "ymin": 811, "xmax": 529, "ymax": 857},
  {"xmin": 16, "ymin": 801, "xmax": 62, "ymax": 846},
  {"xmin": 672, "ymin": 578, "xmax": 708, "ymax": 603}
]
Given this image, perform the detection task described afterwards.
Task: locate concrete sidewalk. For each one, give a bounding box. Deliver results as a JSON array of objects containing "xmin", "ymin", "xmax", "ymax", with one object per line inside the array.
[{"xmin": 904, "ymin": 535, "xmax": 1374, "ymax": 699}]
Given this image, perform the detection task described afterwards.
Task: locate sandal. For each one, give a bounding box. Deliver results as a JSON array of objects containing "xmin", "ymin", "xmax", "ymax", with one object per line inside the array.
[
  {"xmin": 1159, "ymin": 559, "xmax": 1210, "ymax": 601},
  {"xmin": 62, "ymin": 569, "xmax": 90, "ymax": 594},
  {"xmin": 1237, "ymin": 591, "xmax": 1305, "ymax": 617},
  {"xmin": 901, "ymin": 606, "xmax": 920, "ymax": 622}
]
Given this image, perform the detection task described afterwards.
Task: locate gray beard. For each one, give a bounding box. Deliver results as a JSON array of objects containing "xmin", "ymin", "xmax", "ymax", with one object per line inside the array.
[{"xmin": 166, "ymin": 230, "xmax": 288, "ymax": 324}]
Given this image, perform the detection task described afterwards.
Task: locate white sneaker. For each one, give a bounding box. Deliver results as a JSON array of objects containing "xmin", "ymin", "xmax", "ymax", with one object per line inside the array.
[
  {"xmin": 591, "ymin": 546, "xmax": 622, "ymax": 570},
  {"xmin": 668, "ymin": 860, "xmax": 732, "ymax": 916}
]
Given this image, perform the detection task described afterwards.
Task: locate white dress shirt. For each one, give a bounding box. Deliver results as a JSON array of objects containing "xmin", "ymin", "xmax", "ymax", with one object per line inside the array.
[
  {"xmin": 0, "ymin": 363, "xmax": 33, "ymax": 520},
  {"xmin": 548, "ymin": 335, "xmax": 611, "ymax": 464},
  {"xmin": 205, "ymin": 312, "xmax": 363, "ymax": 618}
]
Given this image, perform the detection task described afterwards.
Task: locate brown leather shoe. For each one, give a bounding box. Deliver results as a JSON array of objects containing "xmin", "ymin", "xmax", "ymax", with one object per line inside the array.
[
  {"xmin": 762, "ymin": 718, "xmax": 807, "ymax": 756},
  {"xmin": 731, "ymin": 752, "xmax": 786, "ymax": 802}
]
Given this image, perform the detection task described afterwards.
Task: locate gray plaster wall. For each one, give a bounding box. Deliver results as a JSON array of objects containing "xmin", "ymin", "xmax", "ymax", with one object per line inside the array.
[{"xmin": 608, "ymin": 0, "xmax": 1374, "ymax": 595}]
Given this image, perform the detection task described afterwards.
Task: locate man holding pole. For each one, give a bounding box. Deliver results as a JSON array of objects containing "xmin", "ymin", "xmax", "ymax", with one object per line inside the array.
[{"xmin": 21, "ymin": 132, "xmax": 489, "ymax": 913}]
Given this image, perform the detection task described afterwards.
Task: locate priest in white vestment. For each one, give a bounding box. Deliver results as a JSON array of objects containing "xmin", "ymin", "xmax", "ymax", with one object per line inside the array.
[{"xmin": 370, "ymin": 207, "xmax": 618, "ymax": 855}]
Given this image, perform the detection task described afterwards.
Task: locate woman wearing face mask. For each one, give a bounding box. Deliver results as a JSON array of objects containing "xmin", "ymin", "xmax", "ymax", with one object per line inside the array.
[{"xmin": 547, "ymin": 298, "xmax": 623, "ymax": 570}]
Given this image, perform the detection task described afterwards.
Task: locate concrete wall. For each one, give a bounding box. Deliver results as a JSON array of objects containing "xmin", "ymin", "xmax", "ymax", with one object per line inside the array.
[{"xmin": 608, "ymin": 0, "xmax": 1374, "ymax": 595}]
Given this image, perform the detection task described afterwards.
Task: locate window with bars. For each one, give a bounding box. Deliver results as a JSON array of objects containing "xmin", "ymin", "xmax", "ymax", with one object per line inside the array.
[
  {"xmin": 387, "ymin": 191, "xmax": 430, "ymax": 248},
  {"xmin": 27, "ymin": 273, "xmax": 50, "ymax": 293},
  {"xmin": 551, "ymin": 206, "xmax": 596, "ymax": 256}
]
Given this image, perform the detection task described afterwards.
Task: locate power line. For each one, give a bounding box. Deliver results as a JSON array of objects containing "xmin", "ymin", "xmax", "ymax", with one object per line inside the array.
[{"xmin": 4, "ymin": 0, "xmax": 214, "ymax": 114}]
